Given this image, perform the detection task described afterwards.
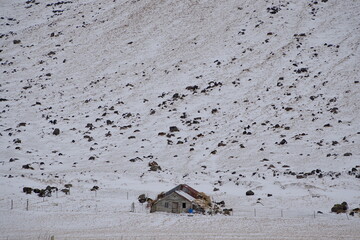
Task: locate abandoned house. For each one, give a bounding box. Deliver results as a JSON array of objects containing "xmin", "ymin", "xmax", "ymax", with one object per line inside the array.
[{"xmin": 150, "ymin": 184, "xmax": 211, "ymax": 214}]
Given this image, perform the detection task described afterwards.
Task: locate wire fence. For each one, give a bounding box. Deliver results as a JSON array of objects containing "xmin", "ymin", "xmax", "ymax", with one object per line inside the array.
[
  {"xmin": 1, "ymin": 197, "xmax": 357, "ymax": 240},
  {"xmin": 1, "ymin": 196, "xmax": 352, "ymax": 220}
]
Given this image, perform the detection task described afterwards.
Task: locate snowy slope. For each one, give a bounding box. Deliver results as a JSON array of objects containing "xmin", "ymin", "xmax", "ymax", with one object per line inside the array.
[{"xmin": 0, "ymin": 0, "xmax": 360, "ymax": 239}]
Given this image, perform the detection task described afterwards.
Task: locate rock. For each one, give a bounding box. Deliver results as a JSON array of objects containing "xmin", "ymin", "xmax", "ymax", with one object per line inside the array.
[
  {"xmin": 53, "ymin": 128, "xmax": 60, "ymax": 135},
  {"xmin": 279, "ymin": 139, "xmax": 287, "ymax": 145},
  {"xmin": 169, "ymin": 126, "xmax": 179, "ymax": 132},
  {"xmin": 172, "ymin": 93, "xmax": 180, "ymax": 99},
  {"xmin": 22, "ymin": 164, "xmax": 34, "ymax": 170},
  {"xmin": 38, "ymin": 186, "xmax": 57, "ymax": 197},
  {"xmin": 185, "ymin": 85, "xmax": 199, "ymax": 91},
  {"xmin": 13, "ymin": 40, "xmax": 21, "ymax": 44},
  {"xmin": 223, "ymin": 208, "xmax": 233, "ymax": 215},
  {"xmin": 90, "ymin": 186, "xmax": 99, "ymax": 191},
  {"xmin": 138, "ymin": 194, "xmax": 147, "ymax": 203},
  {"xmin": 246, "ymin": 190, "xmax": 254, "ymax": 196},
  {"xmin": 331, "ymin": 202, "xmax": 348, "ymax": 213},
  {"xmin": 215, "ymin": 200, "xmax": 225, "ymax": 207},
  {"xmin": 267, "ymin": 6, "xmax": 280, "ymax": 14},
  {"xmin": 61, "ymin": 189, "xmax": 70, "ymax": 195},
  {"xmin": 23, "ymin": 187, "xmax": 32, "ymax": 194},
  {"xmin": 344, "ymin": 152, "xmax": 352, "ymax": 156},
  {"xmin": 129, "ymin": 157, "xmax": 142, "ymax": 162},
  {"xmin": 149, "ymin": 161, "xmax": 161, "ymax": 171}
]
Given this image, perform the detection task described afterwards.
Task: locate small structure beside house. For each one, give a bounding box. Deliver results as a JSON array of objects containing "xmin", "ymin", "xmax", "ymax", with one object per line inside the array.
[{"xmin": 150, "ymin": 184, "xmax": 211, "ymax": 214}]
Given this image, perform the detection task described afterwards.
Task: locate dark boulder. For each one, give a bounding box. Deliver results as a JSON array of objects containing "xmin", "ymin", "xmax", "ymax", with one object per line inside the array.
[
  {"xmin": 169, "ymin": 126, "xmax": 179, "ymax": 132},
  {"xmin": 23, "ymin": 187, "xmax": 33, "ymax": 194},
  {"xmin": 223, "ymin": 208, "xmax": 233, "ymax": 215},
  {"xmin": 331, "ymin": 202, "xmax": 348, "ymax": 214},
  {"xmin": 53, "ymin": 128, "xmax": 60, "ymax": 135},
  {"xmin": 149, "ymin": 161, "xmax": 161, "ymax": 171},
  {"xmin": 138, "ymin": 194, "xmax": 147, "ymax": 203},
  {"xmin": 246, "ymin": 190, "xmax": 255, "ymax": 196}
]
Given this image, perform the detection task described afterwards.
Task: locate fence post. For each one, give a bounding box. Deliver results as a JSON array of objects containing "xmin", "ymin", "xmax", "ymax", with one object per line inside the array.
[
  {"xmin": 26, "ymin": 199, "xmax": 29, "ymax": 211},
  {"xmin": 11, "ymin": 200, "xmax": 13, "ymax": 210},
  {"xmin": 254, "ymin": 208, "xmax": 256, "ymax": 217},
  {"xmin": 131, "ymin": 202, "xmax": 135, "ymax": 212},
  {"xmin": 281, "ymin": 209, "xmax": 283, "ymax": 218}
]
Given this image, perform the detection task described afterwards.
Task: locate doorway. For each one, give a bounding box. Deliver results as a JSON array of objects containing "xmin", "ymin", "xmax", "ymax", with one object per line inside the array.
[{"xmin": 171, "ymin": 202, "xmax": 179, "ymax": 213}]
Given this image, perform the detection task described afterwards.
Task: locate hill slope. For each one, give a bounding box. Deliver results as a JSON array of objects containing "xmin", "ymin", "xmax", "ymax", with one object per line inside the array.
[{"xmin": 0, "ymin": 0, "xmax": 360, "ymax": 238}]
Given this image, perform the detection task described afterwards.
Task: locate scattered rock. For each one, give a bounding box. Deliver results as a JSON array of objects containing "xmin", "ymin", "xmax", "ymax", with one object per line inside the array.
[
  {"xmin": 23, "ymin": 187, "xmax": 32, "ymax": 194},
  {"xmin": 22, "ymin": 164, "xmax": 34, "ymax": 170},
  {"xmin": 61, "ymin": 189, "xmax": 70, "ymax": 195},
  {"xmin": 138, "ymin": 194, "xmax": 147, "ymax": 203},
  {"xmin": 331, "ymin": 202, "xmax": 348, "ymax": 214},
  {"xmin": 169, "ymin": 126, "xmax": 179, "ymax": 132},
  {"xmin": 149, "ymin": 161, "xmax": 161, "ymax": 171},
  {"xmin": 246, "ymin": 190, "xmax": 254, "ymax": 196},
  {"xmin": 53, "ymin": 128, "xmax": 60, "ymax": 135},
  {"xmin": 223, "ymin": 208, "xmax": 233, "ymax": 215},
  {"xmin": 129, "ymin": 157, "xmax": 142, "ymax": 162}
]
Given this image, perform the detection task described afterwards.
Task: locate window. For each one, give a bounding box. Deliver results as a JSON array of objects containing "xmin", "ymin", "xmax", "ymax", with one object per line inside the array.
[
  {"xmin": 182, "ymin": 203, "xmax": 186, "ymax": 208},
  {"xmin": 165, "ymin": 202, "xmax": 169, "ymax": 208}
]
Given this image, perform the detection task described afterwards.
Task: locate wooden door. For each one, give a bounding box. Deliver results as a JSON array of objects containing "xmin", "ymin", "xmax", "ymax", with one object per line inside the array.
[{"xmin": 171, "ymin": 202, "xmax": 178, "ymax": 213}]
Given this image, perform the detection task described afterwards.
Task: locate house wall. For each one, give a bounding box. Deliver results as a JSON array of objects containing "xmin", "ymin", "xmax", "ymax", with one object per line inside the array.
[{"xmin": 152, "ymin": 192, "xmax": 192, "ymax": 213}]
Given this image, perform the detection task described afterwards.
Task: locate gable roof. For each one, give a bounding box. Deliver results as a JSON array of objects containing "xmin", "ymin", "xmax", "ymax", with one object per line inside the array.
[
  {"xmin": 165, "ymin": 184, "xmax": 199, "ymax": 198},
  {"xmin": 175, "ymin": 190, "xmax": 195, "ymax": 202}
]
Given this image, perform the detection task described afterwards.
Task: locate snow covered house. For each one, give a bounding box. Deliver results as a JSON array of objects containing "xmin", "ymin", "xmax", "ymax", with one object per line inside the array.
[{"xmin": 150, "ymin": 184, "xmax": 211, "ymax": 214}]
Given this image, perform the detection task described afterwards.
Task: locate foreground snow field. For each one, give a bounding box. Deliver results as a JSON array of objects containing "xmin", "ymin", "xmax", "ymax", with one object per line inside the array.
[
  {"xmin": 0, "ymin": 0, "xmax": 359, "ymax": 239},
  {"xmin": 1, "ymin": 210, "xmax": 360, "ymax": 240}
]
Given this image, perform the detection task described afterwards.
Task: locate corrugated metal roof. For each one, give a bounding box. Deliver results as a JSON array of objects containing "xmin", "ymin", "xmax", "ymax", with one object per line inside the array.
[
  {"xmin": 175, "ymin": 190, "xmax": 195, "ymax": 202},
  {"xmin": 165, "ymin": 184, "xmax": 200, "ymax": 198}
]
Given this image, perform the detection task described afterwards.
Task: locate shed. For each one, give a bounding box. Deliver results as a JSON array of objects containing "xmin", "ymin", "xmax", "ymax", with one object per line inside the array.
[{"xmin": 150, "ymin": 184, "xmax": 211, "ymax": 214}]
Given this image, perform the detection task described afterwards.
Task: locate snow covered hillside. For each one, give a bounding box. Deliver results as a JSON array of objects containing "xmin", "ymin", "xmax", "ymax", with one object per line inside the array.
[{"xmin": 0, "ymin": 0, "xmax": 359, "ymax": 239}]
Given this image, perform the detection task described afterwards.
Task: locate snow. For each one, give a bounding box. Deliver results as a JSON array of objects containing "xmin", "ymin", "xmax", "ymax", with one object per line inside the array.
[
  {"xmin": 0, "ymin": 0, "xmax": 360, "ymax": 239},
  {"xmin": 175, "ymin": 190, "xmax": 195, "ymax": 202}
]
